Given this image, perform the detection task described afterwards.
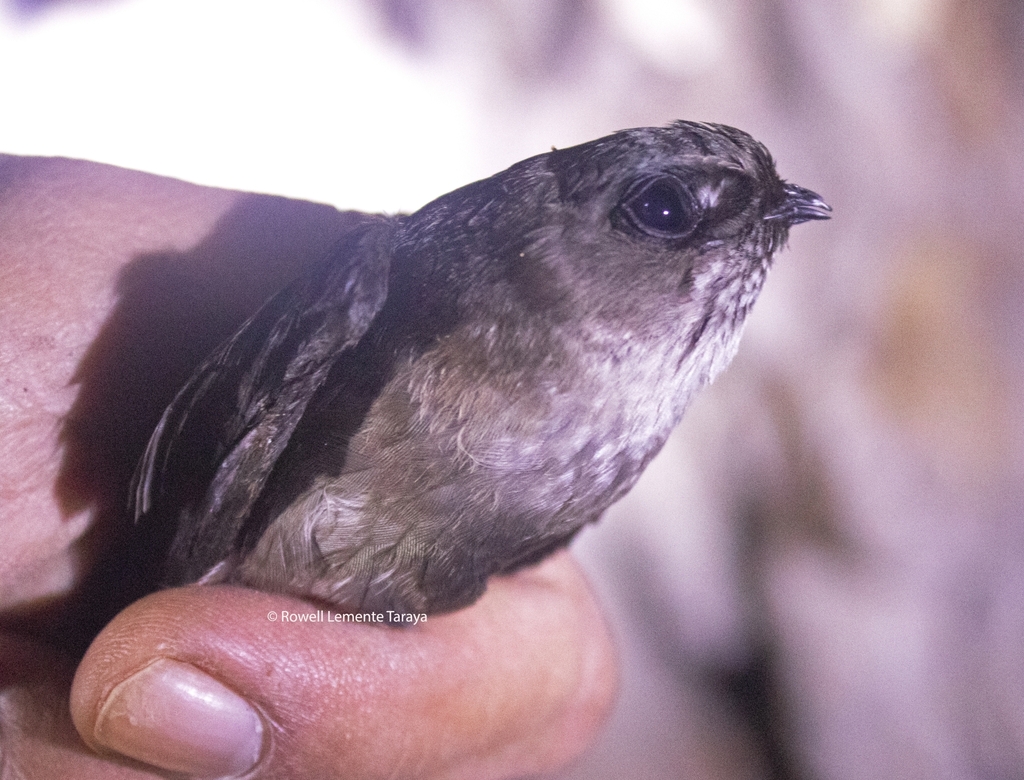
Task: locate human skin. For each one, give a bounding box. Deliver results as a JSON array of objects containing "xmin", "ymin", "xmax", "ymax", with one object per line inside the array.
[{"xmin": 0, "ymin": 154, "xmax": 617, "ymax": 778}]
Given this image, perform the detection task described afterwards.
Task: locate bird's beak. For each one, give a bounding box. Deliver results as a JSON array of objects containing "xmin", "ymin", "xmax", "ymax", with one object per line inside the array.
[{"xmin": 765, "ymin": 182, "xmax": 832, "ymax": 224}]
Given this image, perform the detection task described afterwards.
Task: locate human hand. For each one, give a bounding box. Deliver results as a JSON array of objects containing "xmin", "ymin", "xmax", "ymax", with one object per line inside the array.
[{"xmin": 0, "ymin": 154, "xmax": 617, "ymax": 778}]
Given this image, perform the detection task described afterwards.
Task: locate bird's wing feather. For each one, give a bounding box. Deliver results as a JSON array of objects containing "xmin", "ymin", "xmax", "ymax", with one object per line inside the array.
[{"xmin": 131, "ymin": 217, "xmax": 396, "ymax": 584}]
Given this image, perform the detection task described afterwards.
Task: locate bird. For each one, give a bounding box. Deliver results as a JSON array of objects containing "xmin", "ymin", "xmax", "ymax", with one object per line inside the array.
[{"xmin": 130, "ymin": 120, "xmax": 830, "ymax": 616}]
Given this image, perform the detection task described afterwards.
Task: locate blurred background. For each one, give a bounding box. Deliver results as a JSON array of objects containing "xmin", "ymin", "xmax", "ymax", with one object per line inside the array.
[{"xmin": 3, "ymin": 1, "xmax": 1024, "ymax": 778}]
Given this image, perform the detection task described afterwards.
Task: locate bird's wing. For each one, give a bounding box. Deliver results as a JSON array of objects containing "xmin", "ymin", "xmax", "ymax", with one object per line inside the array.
[{"xmin": 130, "ymin": 217, "xmax": 396, "ymax": 585}]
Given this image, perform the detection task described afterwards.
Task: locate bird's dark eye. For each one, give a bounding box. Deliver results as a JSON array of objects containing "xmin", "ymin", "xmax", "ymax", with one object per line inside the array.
[{"xmin": 620, "ymin": 177, "xmax": 699, "ymax": 238}]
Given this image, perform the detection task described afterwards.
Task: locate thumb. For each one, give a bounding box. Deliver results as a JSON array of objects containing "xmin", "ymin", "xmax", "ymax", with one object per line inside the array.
[{"xmin": 69, "ymin": 551, "xmax": 617, "ymax": 779}]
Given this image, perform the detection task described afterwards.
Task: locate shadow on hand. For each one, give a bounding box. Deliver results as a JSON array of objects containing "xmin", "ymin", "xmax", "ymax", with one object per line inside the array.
[{"xmin": 53, "ymin": 192, "xmax": 375, "ymax": 654}]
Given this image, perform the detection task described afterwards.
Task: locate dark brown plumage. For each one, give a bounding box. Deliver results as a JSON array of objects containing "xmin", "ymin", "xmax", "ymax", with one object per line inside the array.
[{"xmin": 131, "ymin": 121, "xmax": 830, "ymax": 614}]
